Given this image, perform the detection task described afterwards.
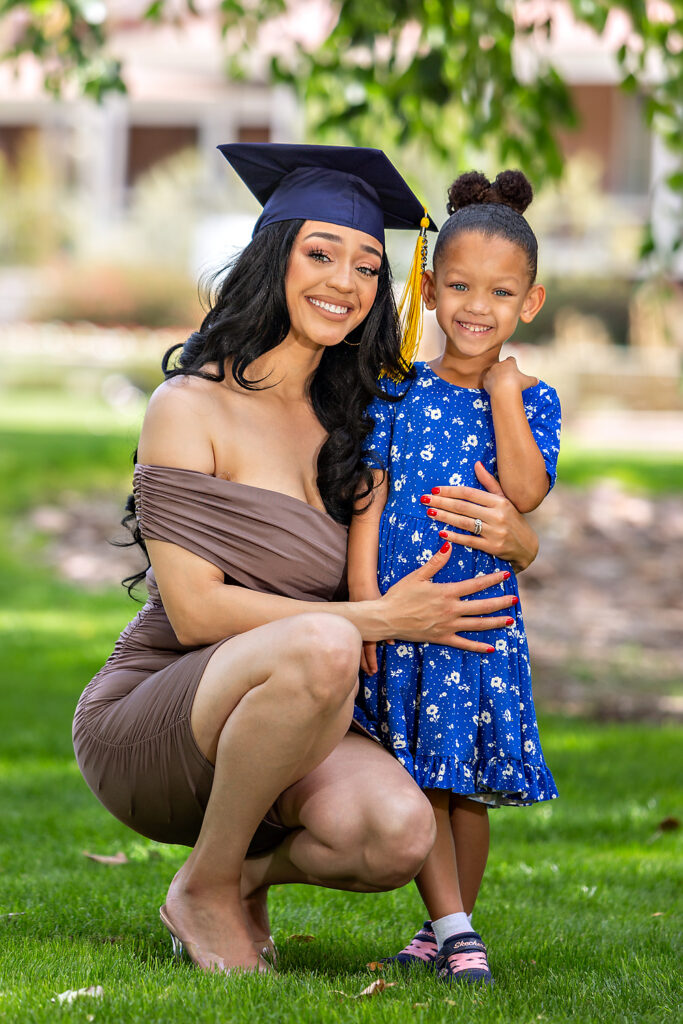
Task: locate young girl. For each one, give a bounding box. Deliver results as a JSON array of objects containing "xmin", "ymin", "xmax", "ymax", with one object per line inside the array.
[{"xmin": 348, "ymin": 170, "xmax": 561, "ymax": 985}]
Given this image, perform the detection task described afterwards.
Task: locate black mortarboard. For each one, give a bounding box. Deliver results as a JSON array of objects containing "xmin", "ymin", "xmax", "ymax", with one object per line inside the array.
[{"xmin": 217, "ymin": 142, "xmax": 437, "ymax": 245}]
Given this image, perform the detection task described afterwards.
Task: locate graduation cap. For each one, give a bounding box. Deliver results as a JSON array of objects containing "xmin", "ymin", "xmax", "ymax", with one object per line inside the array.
[{"xmin": 217, "ymin": 143, "xmax": 438, "ymax": 372}]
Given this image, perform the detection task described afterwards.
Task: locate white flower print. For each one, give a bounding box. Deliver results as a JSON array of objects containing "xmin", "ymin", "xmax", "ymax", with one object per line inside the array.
[
  {"xmin": 420, "ymin": 445, "xmax": 435, "ymax": 461},
  {"xmin": 364, "ymin": 686, "xmax": 372, "ymax": 699},
  {"xmin": 448, "ymin": 472, "xmax": 463, "ymax": 486},
  {"xmin": 480, "ymin": 710, "xmax": 491, "ymax": 724},
  {"xmin": 425, "ymin": 704, "xmax": 439, "ymax": 722},
  {"xmin": 395, "ymin": 645, "xmax": 409, "ymax": 657},
  {"xmin": 495, "ymin": 639, "xmax": 508, "ymax": 653},
  {"xmin": 392, "ymin": 733, "xmax": 406, "ymax": 749},
  {"xmin": 466, "ymin": 434, "xmax": 478, "ymax": 447},
  {"xmin": 524, "ymin": 739, "xmax": 536, "ymax": 754}
]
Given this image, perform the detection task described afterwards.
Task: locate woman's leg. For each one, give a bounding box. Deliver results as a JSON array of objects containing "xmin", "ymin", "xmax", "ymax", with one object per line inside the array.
[
  {"xmin": 164, "ymin": 612, "xmax": 362, "ymax": 971},
  {"xmin": 449, "ymin": 797, "xmax": 490, "ymax": 916},
  {"xmin": 240, "ymin": 733, "xmax": 436, "ymax": 942}
]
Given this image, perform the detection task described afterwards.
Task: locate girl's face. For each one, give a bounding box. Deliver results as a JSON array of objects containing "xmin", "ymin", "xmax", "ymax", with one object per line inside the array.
[
  {"xmin": 284, "ymin": 220, "xmax": 383, "ymax": 349},
  {"xmin": 422, "ymin": 230, "xmax": 545, "ymax": 360}
]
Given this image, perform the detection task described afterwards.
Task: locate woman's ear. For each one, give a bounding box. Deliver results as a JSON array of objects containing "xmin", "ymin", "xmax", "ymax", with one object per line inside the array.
[
  {"xmin": 422, "ymin": 269, "xmax": 437, "ymax": 310},
  {"xmin": 520, "ymin": 283, "xmax": 546, "ymax": 323}
]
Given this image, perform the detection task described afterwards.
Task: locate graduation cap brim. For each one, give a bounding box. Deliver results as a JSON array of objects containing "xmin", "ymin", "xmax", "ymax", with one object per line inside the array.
[{"xmin": 217, "ymin": 143, "xmax": 437, "ymax": 244}]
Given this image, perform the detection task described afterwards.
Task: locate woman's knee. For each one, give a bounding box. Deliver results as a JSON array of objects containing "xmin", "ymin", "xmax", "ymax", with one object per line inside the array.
[
  {"xmin": 282, "ymin": 613, "xmax": 361, "ymax": 708},
  {"xmin": 361, "ymin": 787, "xmax": 436, "ymax": 889}
]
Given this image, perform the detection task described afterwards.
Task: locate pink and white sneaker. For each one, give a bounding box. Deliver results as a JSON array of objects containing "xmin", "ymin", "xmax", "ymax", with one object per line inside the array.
[
  {"xmin": 380, "ymin": 921, "xmax": 437, "ymax": 968},
  {"xmin": 435, "ymin": 930, "xmax": 493, "ymax": 986}
]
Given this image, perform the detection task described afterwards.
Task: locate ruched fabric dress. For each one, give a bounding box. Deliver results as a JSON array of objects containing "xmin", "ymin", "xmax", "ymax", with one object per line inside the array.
[{"xmin": 73, "ymin": 464, "xmax": 348, "ymax": 850}]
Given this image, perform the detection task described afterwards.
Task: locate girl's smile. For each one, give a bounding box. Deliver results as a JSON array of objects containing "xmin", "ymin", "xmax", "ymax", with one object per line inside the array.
[{"xmin": 422, "ymin": 230, "xmax": 545, "ymax": 372}]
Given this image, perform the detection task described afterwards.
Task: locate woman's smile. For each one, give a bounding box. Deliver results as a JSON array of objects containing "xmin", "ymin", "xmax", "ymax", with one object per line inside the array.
[{"xmin": 306, "ymin": 295, "xmax": 355, "ymax": 318}]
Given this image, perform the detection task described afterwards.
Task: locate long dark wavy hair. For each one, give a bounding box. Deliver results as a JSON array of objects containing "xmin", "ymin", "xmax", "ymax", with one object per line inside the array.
[{"xmin": 121, "ymin": 218, "xmax": 409, "ymax": 596}]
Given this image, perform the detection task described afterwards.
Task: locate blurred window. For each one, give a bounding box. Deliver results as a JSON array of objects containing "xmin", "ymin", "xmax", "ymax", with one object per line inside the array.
[
  {"xmin": 0, "ymin": 125, "xmax": 33, "ymax": 168},
  {"xmin": 126, "ymin": 125, "xmax": 198, "ymax": 185},
  {"xmin": 237, "ymin": 125, "xmax": 271, "ymax": 143}
]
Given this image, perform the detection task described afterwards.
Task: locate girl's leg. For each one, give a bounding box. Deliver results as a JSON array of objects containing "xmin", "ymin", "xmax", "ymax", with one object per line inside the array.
[
  {"xmin": 414, "ymin": 789, "xmax": 465, "ymax": 921},
  {"xmin": 164, "ymin": 612, "xmax": 362, "ymax": 971},
  {"xmin": 449, "ymin": 796, "xmax": 490, "ymax": 916}
]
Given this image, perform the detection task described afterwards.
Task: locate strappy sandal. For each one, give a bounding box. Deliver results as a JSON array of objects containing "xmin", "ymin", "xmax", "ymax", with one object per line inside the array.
[
  {"xmin": 379, "ymin": 921, "xmax": 437, "ymax": 968},
  {"xmin": 434, "ymin": 930, "xmax": 493, "ymax": 986},
  {"xmin": 159, "ymin": 905, "xmax": 271, "ymax": 975}
]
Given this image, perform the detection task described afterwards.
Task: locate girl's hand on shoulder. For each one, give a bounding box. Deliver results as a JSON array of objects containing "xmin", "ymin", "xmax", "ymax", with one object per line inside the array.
[{"xmin": 482, "ymin": 356, "xmax": 537, "ymax": 396}]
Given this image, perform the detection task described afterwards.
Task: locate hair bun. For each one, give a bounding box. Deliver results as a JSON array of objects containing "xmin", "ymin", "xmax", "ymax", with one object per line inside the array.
[
  {"xmin": 446, "ymin": 171, "xmax": 491, "ymax": 216},
  {"xmin": 446, "ymin": 168, "xmax": 533, "ymax": 216},
  {"xmin": 492, "ymin": 170, "xmax": 533, "ymax": 214}
]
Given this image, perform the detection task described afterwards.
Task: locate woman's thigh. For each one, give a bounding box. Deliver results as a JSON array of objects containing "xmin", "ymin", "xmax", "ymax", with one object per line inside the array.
[{"xmin": 190, "ymin": 612, "xmax": 361, "ymax": 763}]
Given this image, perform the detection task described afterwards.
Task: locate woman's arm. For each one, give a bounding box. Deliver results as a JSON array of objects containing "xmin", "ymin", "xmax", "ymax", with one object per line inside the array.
[
  {"xmin": 425, "ymin": 461, "xmax": 539, "ymax": 573},
  {"xmin": 137, "ymin": 381, "xmax": 515, "ymax": 653},
  {"xmin": 483, "ymin": 357, "xmax": 549, "ymax": 513}
]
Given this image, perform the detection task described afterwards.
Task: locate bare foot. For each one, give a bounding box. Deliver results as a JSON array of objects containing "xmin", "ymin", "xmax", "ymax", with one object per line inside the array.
[{"xmin": 164, "ymin": 869, "xmax": 271, "ymax": 974}]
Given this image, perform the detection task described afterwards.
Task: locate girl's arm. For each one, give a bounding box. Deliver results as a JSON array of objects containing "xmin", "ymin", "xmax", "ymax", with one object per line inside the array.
[
  {"xmin": 483, "ymin": 356, "xmax": 550, "ymax": 513},
  {"xmin": 347, "ymin": 470, "xmax": 388, "ymax": 673},
  {"xmin": 347, "ymin": 470, "xmax": 388, "ymax": 601}
]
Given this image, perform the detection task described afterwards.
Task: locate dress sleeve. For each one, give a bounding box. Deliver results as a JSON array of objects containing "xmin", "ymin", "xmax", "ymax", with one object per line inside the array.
[
  {"xmin": 524, "ymin": 382, "xmax": 562, "ymax": 490},
  {"xmin": 362, "ymin": 377, "xmax": 403, "ymax": 473}
]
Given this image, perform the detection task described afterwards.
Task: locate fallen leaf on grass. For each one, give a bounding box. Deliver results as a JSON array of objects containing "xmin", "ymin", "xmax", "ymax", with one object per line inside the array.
[
  {"xmin": 52, "ymin": 986, "xmax": 104, "ymax": 1004},
  {"xmin": 286, "ymin": 933, "xmax": 315, "ymax": 942},
  {"xmin": 82, "ymin": 851, "xmax": 128, "ymax": 865},
  {"xmin": 651, "ymin": 912, "xmax": 665, "ymax": 917},
  {"xmin": 354, "ymin": 979, "xmax": 398, "ymax": 998},
  {"xmin": 413, "ymin": 1001, "xmax": 430, "ymax": 1008},
  {"xmin": 366, "ymin": 961, "xmax": 385, "ymax": 971},
  {"xmin": 4, "ymin": 912, "xmax": 25, "ymax": 919},
  {"xmin": 657, "ymin": 817, "xmax": 680, "ymax": 832}
]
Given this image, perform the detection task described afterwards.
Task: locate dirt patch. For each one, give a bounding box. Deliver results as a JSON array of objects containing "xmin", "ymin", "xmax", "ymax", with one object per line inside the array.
[{"xmin": 22, "ymin": 481, "xmax": 683, "ymax": 720}]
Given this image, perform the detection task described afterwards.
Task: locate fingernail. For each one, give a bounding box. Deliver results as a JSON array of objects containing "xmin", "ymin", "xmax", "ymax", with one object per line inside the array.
[
  {"xmin": 506, "ymin": 617, "xmax": 514, "ymax": 625},
  {"xmin": 420, "ymin": 495, "xmax": 431, "ymax": 504},
  {"xmin": 486, "ymin": 646, "xmax": 495, "ymax": 653},
  {"xmin": 431, "ymin": 487, "xmax": 440, "ymax": 495},
  {"xmin": 511, "ymin": 595, "xmax": 519, "ymax": 604},
  {"xmin": 438, "ymin": 530, "xmax": 448, "ymax": 538},
  {"xmin": 502, "ymin": 570, "xmax": 511, "ymax": 579},
  {"xmin": 440, "ymin": 542, "xmax": 450, "ymax": 553},
  {"xmin": 427, "ymin": 508, "xmax": 437, "ymax": 517}
]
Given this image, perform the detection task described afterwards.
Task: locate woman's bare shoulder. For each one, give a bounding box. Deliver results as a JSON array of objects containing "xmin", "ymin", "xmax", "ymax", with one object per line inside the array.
[{"xmin": 137, "ymin": 374, "xmax": 225, "ymax": 472}]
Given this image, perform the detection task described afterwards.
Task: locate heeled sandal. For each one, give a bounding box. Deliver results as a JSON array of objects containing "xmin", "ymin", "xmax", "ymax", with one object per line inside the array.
[{"xmin": 159, "ymin": 905, "xmax": 271, "ymax": 975}]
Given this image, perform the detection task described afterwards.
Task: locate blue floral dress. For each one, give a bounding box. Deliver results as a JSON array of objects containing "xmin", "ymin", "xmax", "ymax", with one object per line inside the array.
[{"xmin": 353, "ymin": 362, "xmax": 561, "ymax": 805}]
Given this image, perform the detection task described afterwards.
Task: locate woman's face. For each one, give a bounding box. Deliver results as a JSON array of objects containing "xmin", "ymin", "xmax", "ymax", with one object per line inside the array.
[{"xmin": 284, "ymin": 220, "xmax": 383, "ymax": 348}]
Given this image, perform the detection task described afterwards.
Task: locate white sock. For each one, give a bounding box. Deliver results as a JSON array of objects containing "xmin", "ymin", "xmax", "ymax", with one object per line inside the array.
[
  {"xmin": 467, "ymin": 913, "xmax": 473, "ymax": 928},
  {"xmin": 432, "ymin": 912, "xmax": 473, "ymax": 950}
]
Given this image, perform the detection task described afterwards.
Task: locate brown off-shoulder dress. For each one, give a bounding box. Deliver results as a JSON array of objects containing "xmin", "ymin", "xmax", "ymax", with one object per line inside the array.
[{"xmin": 72, "ymin": 464, "xmax": 349, "ymax": 851}]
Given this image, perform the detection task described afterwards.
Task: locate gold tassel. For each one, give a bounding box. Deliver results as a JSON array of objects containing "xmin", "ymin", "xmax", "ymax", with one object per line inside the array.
[{"xmin": 384, "ymin": 209, "xmax": 430, "ymax": 381}]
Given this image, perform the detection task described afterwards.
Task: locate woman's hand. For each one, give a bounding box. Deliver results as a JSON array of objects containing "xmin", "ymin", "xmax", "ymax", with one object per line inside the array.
[
  {"xmin": 423, "ymin": 461, "xmax": 539, "ymax": 572},
  {"xmin": 381, "ymin": 542, "xmax": 516, "ymax": 654}
]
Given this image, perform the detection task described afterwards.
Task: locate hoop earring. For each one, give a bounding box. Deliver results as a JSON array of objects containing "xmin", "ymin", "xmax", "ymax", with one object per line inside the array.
[{"xmin": 343, "ymin": 337, "xmax": 362, "ymax": 347}]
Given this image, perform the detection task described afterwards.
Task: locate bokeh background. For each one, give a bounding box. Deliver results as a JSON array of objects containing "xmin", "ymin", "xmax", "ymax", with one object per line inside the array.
[
  {"xmin": 1, "ymin": 0, "xmax": 681, "ymax": 723},
  {"xmin": 1, "ymin": 4, "xmax": 682, "ymax": 1020}
]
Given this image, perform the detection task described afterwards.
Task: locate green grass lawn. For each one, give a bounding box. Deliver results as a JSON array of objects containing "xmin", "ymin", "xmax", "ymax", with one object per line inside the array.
[{"xmin": 0, "ymin": 390, "xmax": 681, "ymax": 1023}]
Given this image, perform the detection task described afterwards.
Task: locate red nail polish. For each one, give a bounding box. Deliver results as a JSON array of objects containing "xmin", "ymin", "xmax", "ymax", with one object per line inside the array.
[
  {"xmin": 506, "ymin": 617, "xmax": 514, "ymax": 625},
  {"xmin": 427, "ymin": 508, "xmax": 437, "ymax": 517},
  {"xmin": 431, "ymin": 487, "xmax": 441, "ymax": 495},
  {"xmin": 486, "ymin": 646, "xmax": 495, "ymax": 653},
  {"xmin": 502, "ymin": 570, "xmax": 511, "ymax": 580},
  {"xmin": 438, "ymin": 531, "xmax": 448, "ymax": 538},
  {"xmin": 440, "ymin": 542, "xmax": 450, "ymax": 553},
  {"xmin": 511, "ymin": 595, "xmax": 519, "ymax": 604},
  {"xmin": 420, "ymin": 495, "xmax": 431, "ymax": 504}
]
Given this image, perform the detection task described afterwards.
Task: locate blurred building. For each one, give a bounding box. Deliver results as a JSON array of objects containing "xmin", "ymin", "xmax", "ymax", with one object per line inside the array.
[{"xmin": 0, "ymin": 1, "xmax": 678, "ymax": 276}]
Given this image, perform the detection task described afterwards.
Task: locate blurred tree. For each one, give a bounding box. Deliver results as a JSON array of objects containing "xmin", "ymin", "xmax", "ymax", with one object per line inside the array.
[{"xmin": 1, "ymin": 0, "xmax": 681, "ymax": 256}]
